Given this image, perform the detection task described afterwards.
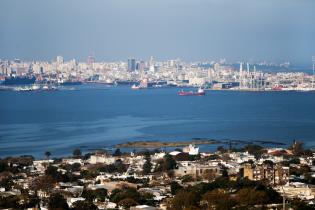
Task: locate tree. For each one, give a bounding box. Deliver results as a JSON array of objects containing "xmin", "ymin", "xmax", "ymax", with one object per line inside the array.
[
  {"xmin": 72, "ymin": 200, "xmax": 98, "ymax": 210},
  {"xmin": 169, "ymin": 190, "xmax": 199, "ymax": 210},
  {"xmin": 217, "ymin": 146, "xmax": 226, "ymax": 153},
  {"xmin": 0, "ymin": 176, "xmax": 14, "ymax": 190},
  {"xmin": 170, "ymin": 181, "xmax": 183, "ymax": 195},
  {"xmin": 0, "ymin": 195, "xmax": 20, "ymax": 209},
  {"xmin": 0, "ymin": 161, "xmax": 8, "ymax": 172},
  {"xmin": 45, "ymin": 151, "xmax": 52, "ymax": 159},
  {"xmin": 236, "ymin": 188, "xmax": 268, "ymax": 207},
  {"xmin": 95, "ymin": 188, "xmax": 108, "ymax": 202},
  {"xmin": 73, "ymin": 148, "xmax": 82, "ymax": 157},
  {"xmin": 263, "ymin": 160, "xmax": 274, "ymax": 166},
  {"xmin": 118, "ymin": 198, "xmax": 138, "ymax": 208},
  {"xmin": 81, "ymin": 189, "xmax": 97, "ymax": 202},
  {"xmin": 174, "ymin": 153, "xmax": 190, "ymax": 161},
  {"xmin": 289, "ymin": 140, "xmax": 305, "ymax": 156},
  {"xmin": 110, "ymin": 188, "xmax": 141, "ymax": 204},
  {"xmin": 113, "ymin": 148, "xmax": 122, "ymax": 156},
  {"xmin": 181, "ymin": 175, "xmax": 194, "ymax": 183},
  {"xmin": 114, "ymin": 159, "xmax": 127, "ymax": 173},
  {"xmin": 202, "ymin": 189, "xmax": 234, "ymax": 210},
  {"xmin": 291, "ymin": 198, "xmax": 315, "ymax": 210},
  {"xmin": 31, "ymin": 175, "xmax": 56, "ymax": 193},
  {"xmin": 48, "ymin": 193, "xmax": 69, "ymax": 210},
  {"xmin": 242, "ymin": 144, "xmax": 264, "ymax": 159},
  {"xmin": 163, "ymin": 154, "xmax": 176, "ymax": 171},
  {"xmin": 81, "ymin": 188, "xmax": 107, "ymax": 202},
  {"xmin": 143, "ymin": 151, "xmax": 152, "ymax": 175}
]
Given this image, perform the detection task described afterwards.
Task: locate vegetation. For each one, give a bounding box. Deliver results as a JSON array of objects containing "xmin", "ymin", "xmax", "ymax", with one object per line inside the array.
[
  {"xmin": 143, "ymin": 151, "xmax": 152, "ymax": 175},
  {"xmin": 72, "ymin": 200, "xmax": 98, "ymax": 210},
  {"xmin": 167, "ymin": 177, "xmax": 282, "ymax": 210},
  {"xmin": 81, "ymin": 188, "xmax": 107, "ymax": 202},
  {"xmin": 170, "ymin": 181, "xmax": 183, "ymax": 195},
  {"xmin": 73, "ymin": 148, "xmax": 82, "ymax": 157},
  {"xmin": 48, "ymin": 193, "xmax": 69, "ymax": 210},
  {"xmin": 113, "ymin": 148, "xmax": 122, "ymax": 156},
  {"xmin": 45, "ymin": 151, "xmax": 52, "ymax": 159},
  {"xmin": 154, "ymin": 154, "xmax": 177, "ymax": 172},
  {"xmin": 110, "ymin": 187, "xmax": 154, "ymax": 207}
]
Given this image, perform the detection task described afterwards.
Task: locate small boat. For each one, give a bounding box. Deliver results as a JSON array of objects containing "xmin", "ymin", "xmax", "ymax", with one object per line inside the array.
[
  {"xmin": 131, "ymin": 84, "xmax": 140, "ymax": 90},
  {"xmin": 178, "ymin": 88, "xmax": 205, "ymax": 96}
]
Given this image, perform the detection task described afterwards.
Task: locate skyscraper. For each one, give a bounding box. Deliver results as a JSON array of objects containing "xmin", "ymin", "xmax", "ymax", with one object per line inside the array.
[{"xmin": 128, "ymin": 58, "xmax": 136, "ymax": 71}]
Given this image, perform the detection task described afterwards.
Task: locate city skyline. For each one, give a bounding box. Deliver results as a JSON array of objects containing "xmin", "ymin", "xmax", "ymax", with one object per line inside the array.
[{"xmin": 1, "ymin": 0, "xmax": 314, "ymax": 64}]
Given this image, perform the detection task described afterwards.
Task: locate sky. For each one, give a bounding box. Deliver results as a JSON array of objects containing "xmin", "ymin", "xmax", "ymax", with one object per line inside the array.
[{"xmin": 0, "ymin": 0, "xmax": 314, "ymax": 64}]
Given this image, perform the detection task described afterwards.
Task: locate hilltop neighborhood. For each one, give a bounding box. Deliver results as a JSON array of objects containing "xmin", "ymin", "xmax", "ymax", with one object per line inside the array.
[{"xmin": 1, "ymin": 141, "xmax": 315, "ymax": 210}]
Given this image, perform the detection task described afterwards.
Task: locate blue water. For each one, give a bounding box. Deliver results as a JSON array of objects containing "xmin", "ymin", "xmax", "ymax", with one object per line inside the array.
[{"xmin": 1, "ymin": 85, "xmax": 315, "ymax": 158}]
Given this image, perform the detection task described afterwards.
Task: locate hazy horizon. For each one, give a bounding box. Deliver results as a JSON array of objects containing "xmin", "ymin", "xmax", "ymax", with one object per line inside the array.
[{"xmin": 1, "ymin": 0, "xmax": 314, "ymax": 64}]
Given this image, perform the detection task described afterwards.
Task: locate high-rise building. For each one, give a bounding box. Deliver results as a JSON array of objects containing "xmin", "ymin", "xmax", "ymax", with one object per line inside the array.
[
  {"xmin": 56, "ymin": 56, "xmax": 64, "ymax": 65},
  {"xmin": 128, "ymin": 58, "xmax": 136, "ymax": 71},
  {"xmin": 87, "ymin": 55, "xmax": 95, "ymax": 65}
]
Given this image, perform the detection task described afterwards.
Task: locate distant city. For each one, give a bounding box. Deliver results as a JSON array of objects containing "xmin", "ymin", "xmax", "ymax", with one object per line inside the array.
[{"xmin": 0, "ymin": 56, "xmax": 315, "ymax": 92}]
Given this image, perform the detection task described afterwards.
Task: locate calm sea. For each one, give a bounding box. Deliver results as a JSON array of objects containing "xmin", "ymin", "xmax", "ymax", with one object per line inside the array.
[{"xmin": 1, "ymin": 85, "xmax": 315, "ymax": 158}]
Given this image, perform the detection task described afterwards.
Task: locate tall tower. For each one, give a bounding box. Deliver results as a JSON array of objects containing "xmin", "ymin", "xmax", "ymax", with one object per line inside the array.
[{"xmin": 239, "ymin": 62, "xmax": 243, "ymax": 89}]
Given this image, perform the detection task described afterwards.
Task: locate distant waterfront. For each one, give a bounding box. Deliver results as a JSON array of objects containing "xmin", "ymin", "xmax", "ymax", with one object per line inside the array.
[{"xmin": 1, "ymin": 85, "xmax": 315, "ymax": 158}]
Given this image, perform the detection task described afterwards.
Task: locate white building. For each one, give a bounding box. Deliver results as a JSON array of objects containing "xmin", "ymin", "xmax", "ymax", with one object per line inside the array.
[
  {"xmin": 183, "ymin": 144, "xmax": 199, "ymax": 155},
  {"xmin": 89, "ymin": 154, "xmax": 117, "ymax": 164}
]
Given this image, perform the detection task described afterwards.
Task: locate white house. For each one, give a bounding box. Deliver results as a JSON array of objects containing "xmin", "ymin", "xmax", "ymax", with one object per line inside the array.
[{"xmin": 183, "ymin": 144, "xmax": 199, "ymax": 155}]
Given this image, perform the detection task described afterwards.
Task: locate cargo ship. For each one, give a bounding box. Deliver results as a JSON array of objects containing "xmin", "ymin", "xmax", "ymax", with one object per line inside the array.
[
  {"xmin": 3, "ymin": 75, "xmax": 36, "ymax": 85},
  {"xmin": 178, "ymin": 88, "xmax": 205, "ymax": 96}
]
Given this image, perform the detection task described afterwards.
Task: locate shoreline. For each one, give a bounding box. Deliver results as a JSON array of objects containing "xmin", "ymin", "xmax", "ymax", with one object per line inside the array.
[{"xmin": 115, "ymin": 138, "xmax": 286, "ymax": 149}]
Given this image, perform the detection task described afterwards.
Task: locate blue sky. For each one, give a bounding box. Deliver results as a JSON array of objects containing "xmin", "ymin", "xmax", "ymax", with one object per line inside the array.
[{"xmin": 0, "ymin": 0, "xmax": 314, "ymax": 64}]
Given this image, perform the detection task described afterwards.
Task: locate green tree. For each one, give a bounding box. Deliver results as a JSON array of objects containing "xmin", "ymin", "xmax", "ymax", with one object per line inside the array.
[
  {"xmin": 263, "ymin": 160, "xmax": 274, "ymax": 166},
  {"xmin": 73, "ymin": 148, "xmax": 82, "ymax": 157},
  {"xmin": 110, "ymin": 188, "xmax": 141, "ymax": 204},
  {"xmin": 118, "ymin": 198, "xmax": 138, "ymax": 208},
  {"xmin": 45, "ymin": 151, "xmax": 52, "ymax": 159},
  {"xmin": 0, "ymin": 195, "xmax": 20, "ymax": 209},
  {"xmin": 72, "ymin": 200, "xmax": 98, "ymax": 210},
  {"xmin": 236, "ymin": 188, "xmax": 268, "ymax": 207},
  {"xmin": 95, "ymin": 188, "xmax": 108, "ymax": 202},
  {"xmin": 291, "ymin": 198, "xmax": 315, "ymax": 210},
  {"xmin": 143, "ymin": 151, "xmax": 152, "ymax": 175},
  {"xmin": 0, "ymin": 176, "xmax": 14, "ymax": 190},
  {"xmin": 48, "ymin": 193, "xmax": 69, "ymax": 210},
  {"xmin": 169, "ymin": 190, "xmax": 199, "ymax": 210},
  {"xmin": 81, "ymin": 189, "xmax": 97, "ymax": 202},
  {"xmin": 202, "ymin": 189, "xmax": 234, "ymax": 210},
  {"xmin": 181, "ymin": 175, "xmax": 194, "ymax": 183},
  {"xmin": 163, "ymin": 154, "xmax": 177, "ymax": 171},
  {"xmin": 0, "ymin": 161, "xmax": 8, "ymax": 173},
  {"xmin": 217, "ymin": 146, "xmax": 226, "ymax": 153},
  {"xmin": 113, "ymin": 148, "xmax": 122, "ymax": 156},
  {"xmin": 31, "ymin": 175, "xmax": 56, "ymax": 194},
  {"xmin": 170, "ymin": 181, "xmax": 183, "ymax": 195}
]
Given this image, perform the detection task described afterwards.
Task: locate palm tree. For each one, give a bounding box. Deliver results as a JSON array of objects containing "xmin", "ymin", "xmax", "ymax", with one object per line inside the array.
[{"xmin": 44, "ymin": 151, "xmax": 52, "ymax": 159}]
